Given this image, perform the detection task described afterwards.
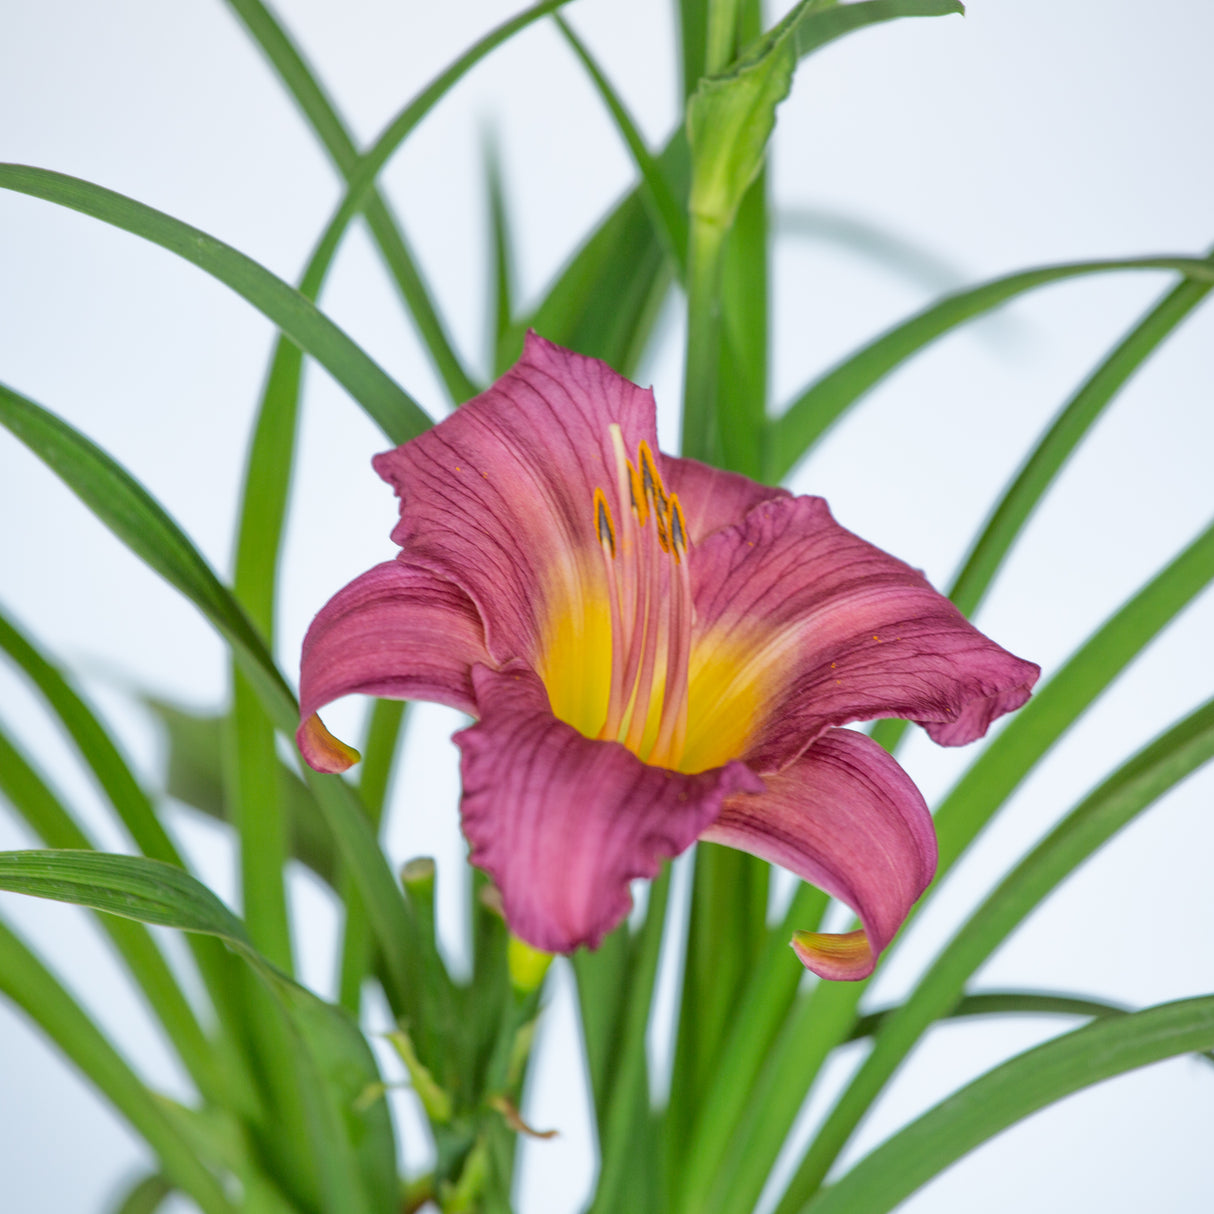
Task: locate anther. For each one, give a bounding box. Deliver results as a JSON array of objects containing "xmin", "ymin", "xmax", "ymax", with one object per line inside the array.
[
  {"xmin": 668, "ymin": 495, "xmax": 688, "ymax": 564},
  {"xmin": 594, "ymin": 487, "xmax": 616, "ymax": 558}
]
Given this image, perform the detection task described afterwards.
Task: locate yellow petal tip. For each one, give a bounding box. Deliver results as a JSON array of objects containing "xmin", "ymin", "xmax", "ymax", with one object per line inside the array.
[
  {"xmin": 790, "ymin": 928, "xmax": 874, "ymax": 982},
  {"xmin": 299, "ymin": 713, "xmax": 361, "ymax": 773}
]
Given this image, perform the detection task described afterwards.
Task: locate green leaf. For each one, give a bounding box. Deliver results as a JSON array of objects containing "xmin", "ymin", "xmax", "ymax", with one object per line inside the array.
[
  {"xmin": 687, "ymin": 1, "xmax": 963, "ymax": 230},
  {"xmin": 0, "ymin": 916, "xmax": 238, "ymax": 1214},
  {"xmin": 933, "ymin": 518, "xmax": 1214, "ymax": 879},
  {"xmin": 149, "ymin": 700, "xmax": 338, "ymax": 888},
  {"xmin": 557, "ymin": 17, "xmax": 688, "ymax": 278},
  {"xmin": 949, "ymin": 262, "xmax": 1213, "ymax": 621},
  {"xmin": 485, "ymin": 133, "xmax": 518, "ymax": 377},
  {"xmin": 589, "ymin": 869, "xmax": 671, "ymax": 1214},
  {"xmin": 767, "ymin": 254, "xmax": 1214, "ymax": 481},
  {"xmin": 0, "ymin": 850, "xmax": 250, "ymax": 943},
  {"xmin": 683, "ymin": 515, "xmax": 1214, "ymax": 1214},
  {"xmin": 0, "ymin": 728, "xmax": 232, "ymax": 1108},
  {"xmin": 510, "ymin": 134, "xmax": 686, "ymax": 377},
  {"xmin": 0, "ymin": 606, "xmax": 184, "ymax": 869},
  {"xmin": 0, "ymin": 850, "xmax": 398, "ymax": 1214},
  {"xmin": 774, "ymin": 696, "xmax": 1214, "ymax": 1213},
  {"xmin": 0, "ymin": 382, "xmax": 296, "ymax": 734},
  {"xmin": 0, "ymin": 608, "xmax": 266, "ymax": 1115},
  {"xmin": 223, "ymin": 0, "xmax": 479, "ymax": 404},
  {"xmin": 0, "ymin": 164, "xmax": 432, "ymax": 445},
  {"xmin": 108, "ymin": 1174, "xmax": 173, "ymax": 1214},
  {"xmin": 805, "ymin": 995, "xmax": 1214, "ymax": 1214},
  {"xmin": 870, "ymin": 255, "xmax": 1213, "ymax": 757}
]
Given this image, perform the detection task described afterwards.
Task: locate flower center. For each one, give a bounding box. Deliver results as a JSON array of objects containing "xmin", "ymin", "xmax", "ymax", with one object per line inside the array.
[{"xmin": 590, "ymin": 426, "xmax": 693, "ymax": 769}]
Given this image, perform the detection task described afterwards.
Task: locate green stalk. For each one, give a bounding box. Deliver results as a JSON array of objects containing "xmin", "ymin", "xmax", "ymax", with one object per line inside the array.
[
  {"xmin": 680, "ymin": 215, "xmax": 728, "ymax": 464},
  {"xmin": 589, "ymin": 868, "xmax": 672, "ymax": 1214},
  {"xmin": 572, "ymin": 922, "xmax": 633, "ymax": 1129},
  {"xmin": 0, "ymin": 916, "xmax": 237, "ymax": 1214},
  {"xmin": 337, "ymin": 697, "xmax": 409, "ymax": 1014},
  {"xmin": 705, "ymin": 0, "xmax": 745, "ymax": 73},
  {"xmin": 674, "ymin": 883, "xmax": 828, "ymax": 1206}
]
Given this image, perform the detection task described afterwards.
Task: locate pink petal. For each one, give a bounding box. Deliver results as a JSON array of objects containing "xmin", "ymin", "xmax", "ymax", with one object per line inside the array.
[
  {"xmin": 372, "ymin": 333, "xmax": 660, "ymax": 667},
  {"xmin": 659, "ymin": 454, "xmax": 789, "ymax": 544},
  {"xmin": 701, "ymin": 728, "xmax": 936, "ymax": 980},
  {"xmin": 455, "ymin": 663, "xmax": 763, "ymax": 953},
  {"xmin": 297, "ymin": 560, "xmax": 489, "ymax": 771},
  {"xmin": 689, "ymin": 495, "xmax": 1040, "ymax": 771}
]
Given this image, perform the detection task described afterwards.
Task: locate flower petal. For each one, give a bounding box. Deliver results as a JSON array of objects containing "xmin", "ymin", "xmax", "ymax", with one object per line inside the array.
[
  {"xmin": 700, "ymin": 727, "xmax": 936, "ymax": 981},
  {"xmin": 659, "ymin": 454, "xmax": 789, "ymax": 544},
  {"xmin": 683, "ymin": 495, "xmax": 1040, "ymax": 773},
  {"xmin": 297, "ymin": 560, "xmax": 488, "ymax": 772},
  {"xmin": 372, "ymin": 332, "xmax": 660, "ymax": 669},
  {"xmin": 455, "ymin": 663, "xmax": 763, "ymax": 953}
]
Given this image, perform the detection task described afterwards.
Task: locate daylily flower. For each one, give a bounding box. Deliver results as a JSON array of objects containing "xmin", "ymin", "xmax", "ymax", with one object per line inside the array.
[{"xmin": 298, "ymin": 335, "xmax": 1039, "ymax": 980}]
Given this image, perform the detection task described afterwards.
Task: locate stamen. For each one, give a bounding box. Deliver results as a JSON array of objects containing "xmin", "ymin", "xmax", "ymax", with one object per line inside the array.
[
  {"xmin": 669, "ymin": 494, "xmax": 688, "ymax": 564},
  {"xmin": 594, "ymin": 487, "xmax": 616, "ymax": 558},
  {"xmin": 651, "ymin": 495, "xmax": 691, "ymax": 765},
  {"xmin": 593, "ymin": 430, "xmax": 693, "ymax": 767}
]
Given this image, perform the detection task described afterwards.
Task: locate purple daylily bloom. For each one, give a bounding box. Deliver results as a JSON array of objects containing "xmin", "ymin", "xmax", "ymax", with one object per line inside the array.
[{"xmin": 298, "ymin": 335, "xmax": 1039, "ymax": 980}]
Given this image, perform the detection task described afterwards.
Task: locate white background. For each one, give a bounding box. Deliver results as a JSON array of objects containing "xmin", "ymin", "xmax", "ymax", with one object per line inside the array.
[{"xmin": 2, "ymin": 1, "xmax": 1213, "ymax": 1211}]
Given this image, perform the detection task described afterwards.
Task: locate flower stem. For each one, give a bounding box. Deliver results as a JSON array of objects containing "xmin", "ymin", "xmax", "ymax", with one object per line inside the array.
[{"xmin": 681, "ymin": 215, "xmax": 728, "ymax": 464}]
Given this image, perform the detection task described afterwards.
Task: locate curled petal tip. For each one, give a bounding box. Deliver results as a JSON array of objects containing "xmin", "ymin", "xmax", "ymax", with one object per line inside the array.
[
  {"xmin": 791, "ymin": 928, "xmax": 875, "ymax": 982},
  {"xmin": 298, "ymin": 712, "xmax": 361, "ymax": 774}
]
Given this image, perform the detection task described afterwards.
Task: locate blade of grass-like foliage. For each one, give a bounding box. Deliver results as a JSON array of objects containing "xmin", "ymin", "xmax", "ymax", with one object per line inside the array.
[
  {"xmin": 932, "ymin": 518, "xmax": 1214, "ymax": 877},
  {"xmin": 0, "ymin": 382, "xmax": 295, "ymax": 732},
  {"xmin": 223, "ymin": 2, "xmax": 582, "ymax": 978},
  {"xmin": 109, "ymin": 1174, "xmax": 173, "ymax": 1214},
  {"xmin": 948, "ymin": 264, "xmax": 1213, "ymax": 620},
  {"xmin": 0, "ymin": 385, "xmax": 418, "ymax": 1027},
  {"xmin": 0, "ymin": 849, "xmax": 399, "ymax": 1214},
  {"xmin": 517, "ymin": 162, "xmax": 678, "ymax": 373},
  {"xmin": 775, "ymin": 696, "xmax": 1214, "ymax": 1212},
  {"xmin": 572, "ymin": 923, "xmax": 633, "ymax": 1129},
  {"xmin": 688, "ymin": 0, "xmax": 965, "ymax": 235},
  {"xmin": 485, "ymin": 133, "xmax": 518, "ymax": 377},
  {"xmin": 672, "ymin": 7, "xmax": 774, "ymax": 1163},
  {"xmin": 336, "ymin": 698, "xmax": 409, "ymax": 1015},
  {"xmin": 149, "ymin": 701, "xmax": 337, "ymax": 886},
  {"xmin": 674, "ymin": 882, "xmax": 828, "ymax": 1197},
  {"xmin": 0, "ymin": 607, "xmax": 186, "ymax": 871},
  {"xmin": 0, "ymin": 164, "xmax": 431, "ymax": 445},
  {"xmin": 870, "ymin": 259, "xmax": 1213, "ymax": 756},
  {"xmin": 766, "ymin": 254, "xmax": 1214, "ymax": 481},
  {"xmin": 556, "ymin": 17, "xmax": 688, "ymax": 278},
  {"xmin": 223, "ymin": 0, "xmax": 479, "ymax": 404},
  {"xmin": 226, "ymin": 682, "xmax": 294, "ymax": 970},
  {"xmin": 0, "ymin": 915, "xmax": 238, "ymax": 1214},
  {"xmin": 0, "ymin": 610, "xmax": 262, "ymax": 1112},
  {"xmin": 683, "ymin": 515, "xmax": 1214, "ymax": 1214},
  {"xmin": 849, "ymin": 990, "xmax": 1136, "ymax": 1039},
  {"xmin": 804, "ymin": 994, "xmax": 1214, "ymax": 1214},
  {"xmin": 678, "ymin": 0, "xmax": 710, "ymax": 99},
  {"xmin": 683, "ymin": 0, "xmax": 963, "ymax": 458},
  {"xmin": 778, "ymin": 206, "xmax": 967, "ymax": 296},
  {"xmin": 0, "ymin": 723, "xmax": 231, "ymax": 1108},
  {"xmin": 587, "ymin": 870, "xmax": 671, "ymax": 1214},
  {"xmin": 278, "ymin": 0, "xmax": 578, "ymax": 388}
]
